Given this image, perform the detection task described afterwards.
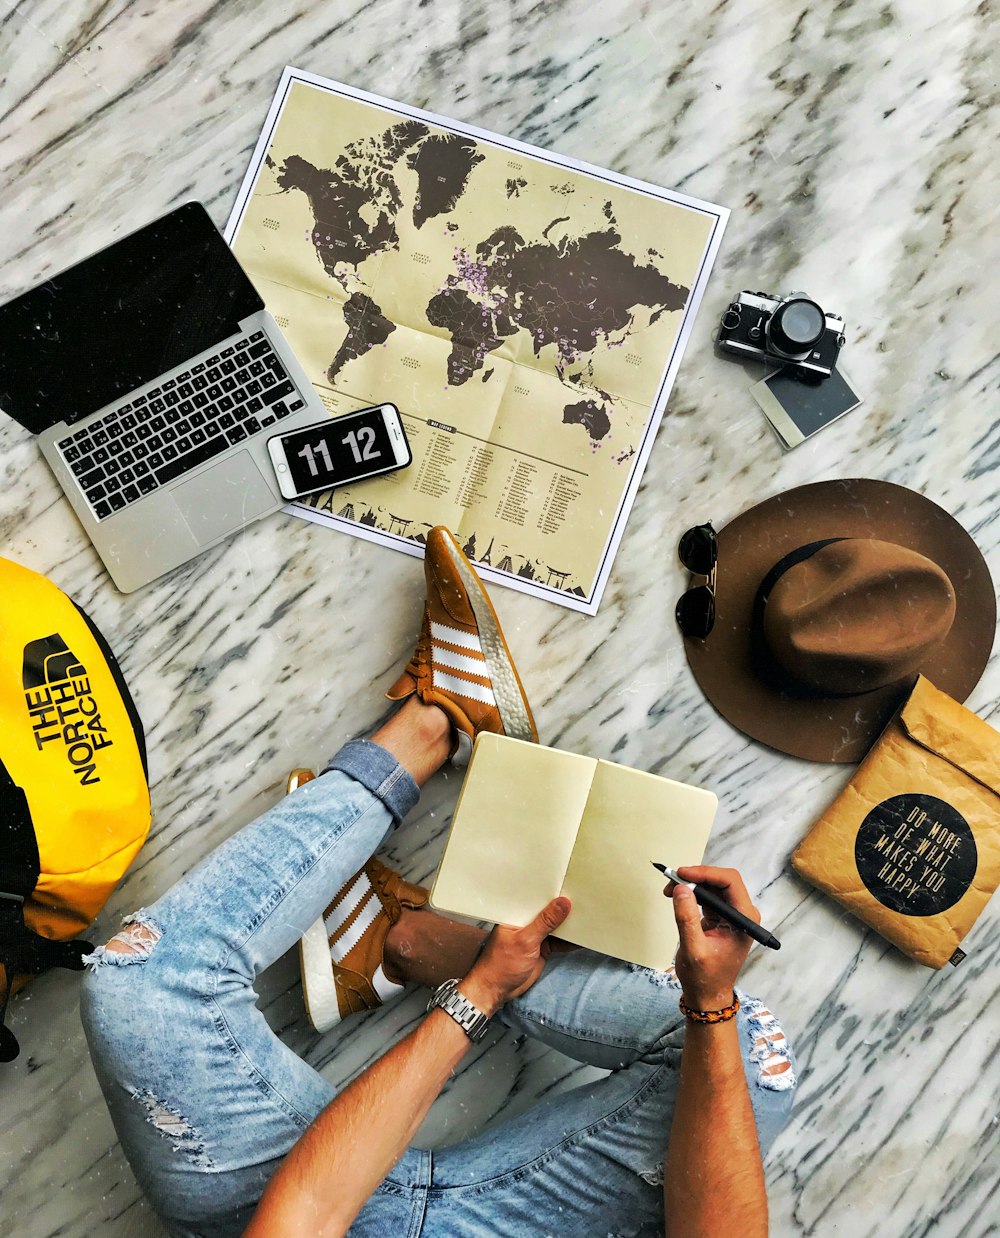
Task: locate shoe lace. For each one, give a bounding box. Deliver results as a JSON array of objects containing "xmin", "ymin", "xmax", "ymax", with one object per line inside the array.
[
  {"xmin": 365, "ymin": 861, "xmax": 400, "ymax": 917},
  {"xmin": 407, "ymin": 608, "xmax": 432, "ymax": 678}
]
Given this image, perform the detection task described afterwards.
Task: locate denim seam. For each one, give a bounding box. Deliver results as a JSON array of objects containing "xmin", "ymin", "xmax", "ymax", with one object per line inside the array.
[
  {"xmin": 373, "ymin": 1150, "xmax": 431, "ymax": 1224},
  {"xmin": 205, "ymin": 797, "xmax": 390, "ymax": 1128},
  {"xmin": 328, "ymin": 739, "xmax": 418, "ymax": 823},
  {"xmin": 507, "ymin": 1005, "xmax": 682, "ymax": 1055},
  {"xmin": 376, "ymin": 765, "xmax": 408, "ymax": 816},
  {"xmin": 407, "ymin": 1162, "xmax": 429, "ymax": 1238},
  {"xmin": 202, "ymin": 997, "xmax": 312, "ymax": 1132},
  {"xmin": 432, "ymin": 1052, "xmax": 678, "ymax": 1196}
]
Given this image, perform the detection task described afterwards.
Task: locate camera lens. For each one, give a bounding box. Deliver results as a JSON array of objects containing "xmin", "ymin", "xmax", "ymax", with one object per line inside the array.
[{"xmin": 768, "ymin": 299, "xmax": 824, "ymax": 355}]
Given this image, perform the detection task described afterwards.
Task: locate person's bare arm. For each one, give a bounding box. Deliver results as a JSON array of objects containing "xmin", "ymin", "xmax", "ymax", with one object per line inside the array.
[
  {"xmin": 243, "ymin": 897, "xmax": 570, "ymax": 1238},
  {"xmin": 243, "ymin": 980, "xmax": 494, "ymax": 1238},
  {"xmin": 662, "ymin": 867, "xmax": 768, "ymax": 1238}
]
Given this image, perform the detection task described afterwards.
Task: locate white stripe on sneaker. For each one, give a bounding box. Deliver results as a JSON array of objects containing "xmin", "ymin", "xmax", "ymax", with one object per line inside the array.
[
  {"xmin": 371, "ymin": 963, "xmax": 404, "ymax": 1002},
  {"xmin": 434, "ymin": 646, "xmax": 490, "ymax": 678},
  {"xmin": 433, "ymin": 668, "xmax": 496, "ymax": 706},
  {"xmin": 330, "ymin": 893, "xmax": 383, "ymax": 961},
  {"xmin": 430, "ymin": 621, "xmax": 480, "ymax": 652},
  {"xmin": 324, "ymin": 873, "xmax": 372, "ymax": 940}
]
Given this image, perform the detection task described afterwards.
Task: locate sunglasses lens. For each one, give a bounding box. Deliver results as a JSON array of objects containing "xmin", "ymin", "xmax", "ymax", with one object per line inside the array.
[
  {"xmin": 678, "ymin": 524, "xmax": 717, "ymax": 575},
  {"xmin": 676, "ymin": 585, "xmax": 716, "ymax": 639}
]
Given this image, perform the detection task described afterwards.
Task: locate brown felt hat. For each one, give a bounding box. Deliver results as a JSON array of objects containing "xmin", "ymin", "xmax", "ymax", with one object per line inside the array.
[{"xmin": 681, "ymin": 479, "xmax": 996, "ymax": 762}]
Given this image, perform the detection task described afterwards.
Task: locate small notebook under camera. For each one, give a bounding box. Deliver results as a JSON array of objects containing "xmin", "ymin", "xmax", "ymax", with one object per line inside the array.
[
  {"xmin": 752, "ymin": 366, "xmax": 863, "ymax": 450},
  {"xmin": 0, "ymin": 202, "xmax": 324, "ymax": 591}
]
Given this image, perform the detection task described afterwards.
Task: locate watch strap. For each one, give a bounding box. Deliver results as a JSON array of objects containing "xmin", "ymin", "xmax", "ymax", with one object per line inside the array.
[{"xmin": 426, "ymin": 978, "xmax": 491, "ymax": 1043}]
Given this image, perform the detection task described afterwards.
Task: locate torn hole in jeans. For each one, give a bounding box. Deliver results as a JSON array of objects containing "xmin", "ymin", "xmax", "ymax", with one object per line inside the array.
[
  {"xmin": 129, "ymin": 1088, "xmax": 214, "ymax": 1168},
  {"xmin": 626, "ymin": 962, "xmax": 682, "ymax": 991},
  {"xmin": 83, "ymin": 911, "xmax": 163, "ymax": 969},
  {"xmin": 740, "ymin": 993, "xmax": 796, "ymax": 1092},
  {"xmin": 638, "ymin": 1162, "xmax": 665, "ymax": 1187}
]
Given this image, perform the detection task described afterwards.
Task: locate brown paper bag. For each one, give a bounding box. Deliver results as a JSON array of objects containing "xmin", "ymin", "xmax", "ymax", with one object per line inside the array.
[{"xmin": 792, "ymin": 676, "xmax": 1000, "ymax": 968}]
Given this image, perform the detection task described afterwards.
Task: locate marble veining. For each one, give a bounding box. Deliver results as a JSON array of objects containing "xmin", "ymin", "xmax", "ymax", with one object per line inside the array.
[{"xmin": 1, "ymin": 1, "xmax": 998, "ymax": 1235}]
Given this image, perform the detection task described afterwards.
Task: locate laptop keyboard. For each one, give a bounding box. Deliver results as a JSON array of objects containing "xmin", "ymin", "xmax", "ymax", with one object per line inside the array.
[{"xmin": 56, "ymin": 332, "xmax": 306, "ymax": 520}]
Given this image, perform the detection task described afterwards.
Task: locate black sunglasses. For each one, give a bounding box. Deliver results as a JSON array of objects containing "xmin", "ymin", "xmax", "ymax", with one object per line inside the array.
[{"xmin": 675, "ymin": 523, "xmax": 718, "ymax": 639}]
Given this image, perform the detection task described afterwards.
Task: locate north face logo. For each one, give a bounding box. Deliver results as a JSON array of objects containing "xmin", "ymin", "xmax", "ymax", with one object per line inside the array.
[
  {"xmin": 22, "ymin": 635, "xmax": 113, "ymax": 786},
  {"xmin": 22, "ymin": 634, "xmax": 86, "ymax": 691}
]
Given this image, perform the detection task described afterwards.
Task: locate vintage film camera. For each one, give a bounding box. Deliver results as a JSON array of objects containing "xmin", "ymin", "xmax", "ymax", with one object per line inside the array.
[{"xmin": 717, "ymin": 291, "xmax": 845, "ymax": 378}]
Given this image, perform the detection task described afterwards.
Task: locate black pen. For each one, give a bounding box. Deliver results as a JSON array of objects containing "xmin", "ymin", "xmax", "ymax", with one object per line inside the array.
[{"xmin": 651, "ymin": 863, "xmax": 781, "ymax": 950}]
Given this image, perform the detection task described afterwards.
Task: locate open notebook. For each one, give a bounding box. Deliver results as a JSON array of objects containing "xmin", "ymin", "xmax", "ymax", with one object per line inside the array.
[{"xmin": 430, "ymin": 734, "xmax": 718, "ymax": 970}]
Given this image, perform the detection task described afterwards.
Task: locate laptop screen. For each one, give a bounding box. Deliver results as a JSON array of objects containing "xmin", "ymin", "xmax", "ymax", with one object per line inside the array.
[{"xmin": 0, "ymin": 202, "xmax": 263, "ymax": 434}]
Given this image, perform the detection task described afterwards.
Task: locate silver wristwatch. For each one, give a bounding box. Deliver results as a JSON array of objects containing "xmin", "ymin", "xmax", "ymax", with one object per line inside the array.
[{"xmin": 426, "ymin": 978, "xmax": 491, "ymax": 1043}]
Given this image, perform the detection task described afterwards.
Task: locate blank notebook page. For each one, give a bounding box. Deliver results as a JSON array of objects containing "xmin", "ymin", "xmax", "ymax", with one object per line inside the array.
[
  {"xmin": 559, "ymin": 760, "xmax": 717, "ymax": 969},
  {"xmin": 430, "ymin": 734, "xmax": 595, "ymax": 926}
]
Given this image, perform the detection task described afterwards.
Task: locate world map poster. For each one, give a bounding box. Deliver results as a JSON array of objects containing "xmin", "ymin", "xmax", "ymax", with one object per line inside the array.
[{"xmin": 226, "ymin": 68, "xmax": 728, "ymax": 613}]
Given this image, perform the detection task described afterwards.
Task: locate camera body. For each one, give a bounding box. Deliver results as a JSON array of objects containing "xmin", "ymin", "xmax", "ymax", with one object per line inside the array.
[{"xmin": 717, "ymin": 290, "xmax": 845, "ymax": 378}]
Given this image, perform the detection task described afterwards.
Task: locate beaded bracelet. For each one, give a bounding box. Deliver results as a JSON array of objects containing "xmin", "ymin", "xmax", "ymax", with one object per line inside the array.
[{"xmin": 679, "ymin": 995, "xmax": 740, "ymax": 1024}]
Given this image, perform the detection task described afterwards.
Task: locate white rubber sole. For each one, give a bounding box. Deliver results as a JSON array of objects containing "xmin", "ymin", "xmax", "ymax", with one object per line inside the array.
[
  {"xmin": 440, "ymin": 531, "xmax": 534, "ymax": 742},
  {"xmin": 299, "ymin": 917, "xmax": 342, "ymax": 1034}
]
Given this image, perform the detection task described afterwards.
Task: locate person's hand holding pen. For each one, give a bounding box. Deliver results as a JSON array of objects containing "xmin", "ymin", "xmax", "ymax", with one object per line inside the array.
[{"xmin": 664, "ymin": 866, "xmax": 760, "ymax": 1012}]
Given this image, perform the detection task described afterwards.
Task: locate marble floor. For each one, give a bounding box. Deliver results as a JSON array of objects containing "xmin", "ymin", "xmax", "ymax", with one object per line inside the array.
[{"xmin": 1, "ymin": 1, "xmax": 998, "ymax": 1235}]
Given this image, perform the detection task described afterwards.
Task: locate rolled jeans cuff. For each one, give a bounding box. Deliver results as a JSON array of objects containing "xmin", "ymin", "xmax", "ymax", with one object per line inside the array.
[{"xmin": 325, "ymin": 738, "xmax": 419, "ymax": 826}]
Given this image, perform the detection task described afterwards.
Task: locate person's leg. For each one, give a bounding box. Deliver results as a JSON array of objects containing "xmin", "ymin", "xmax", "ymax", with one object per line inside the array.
[
  {"xmin": 414, "ymin": 951, "xmax": 794, "ymax": 1237},
  {"xmin": 323, "ymin": 930, "xmax": 794, "ymax": 1237},
  {"xmin": 383, "ymin": 901, "xmax": 487, "ymax": 985},
  {"xmin": 361, "ymin": 898, "xmax": 793, "ymax": 1235},
  {"xmin": 80, "ymin": 698, "xmax": 448, "ymax": 1238},
  {"xmin": 299, "ymin": 524, "xmax": 543, "ymax": 1032},
  {"xmin": 81, "ymin": 523, "xmax": 547, "ymax": 1236}
]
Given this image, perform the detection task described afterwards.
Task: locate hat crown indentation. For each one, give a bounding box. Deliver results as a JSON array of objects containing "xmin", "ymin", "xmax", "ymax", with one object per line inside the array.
[{"xmin": 762, "ymin": 539, "xmax": 956, "ymax": 696}]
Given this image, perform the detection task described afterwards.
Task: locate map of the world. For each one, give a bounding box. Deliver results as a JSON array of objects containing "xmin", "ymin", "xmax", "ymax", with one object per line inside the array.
[
  {"xmin": 228, "ymin": 71, "xmax": 725, "ymax": 614},
  {"xmin": 270, "ymin": 124, "xmax": 692, "ymax": 441}
]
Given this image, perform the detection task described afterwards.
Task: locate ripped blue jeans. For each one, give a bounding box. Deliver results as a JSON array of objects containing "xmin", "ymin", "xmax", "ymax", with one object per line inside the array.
[{"xmin": 80, "ymin": 739, "xmax": 795, "ymax": 1238}]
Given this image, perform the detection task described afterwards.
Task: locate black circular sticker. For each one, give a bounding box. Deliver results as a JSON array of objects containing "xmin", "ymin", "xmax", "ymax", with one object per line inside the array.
[{"xmin": 855, "ymin": 794, "xmax": 977, "ymax": 916}]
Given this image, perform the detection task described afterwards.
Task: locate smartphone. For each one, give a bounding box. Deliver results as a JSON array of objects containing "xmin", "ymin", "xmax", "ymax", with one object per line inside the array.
[{"xmin": 267, "ymin": 403, "xmax": 412, "ymax": 500}]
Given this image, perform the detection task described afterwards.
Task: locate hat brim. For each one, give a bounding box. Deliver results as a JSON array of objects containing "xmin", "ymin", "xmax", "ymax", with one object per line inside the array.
[{"xmin": 683, "ymin": 479, "xmax": 996, "ymax": 762}]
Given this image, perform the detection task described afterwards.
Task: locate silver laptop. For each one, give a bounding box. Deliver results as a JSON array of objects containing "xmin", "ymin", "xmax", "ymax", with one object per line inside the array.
[{"xmin": 0, "ymin": 202, "xmax": 324, "ymax": 591}]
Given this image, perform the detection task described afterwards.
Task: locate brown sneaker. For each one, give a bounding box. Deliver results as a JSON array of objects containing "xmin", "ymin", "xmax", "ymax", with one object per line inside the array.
[
  {"xmin": 386, "ymin": 526, "xmax": 537, "ymax": 764},
  {"xmin": 286, "ymin": 768, "xmax": 316, "ymax": 793},
  {"xmin": 299, "ymin": 856, "xmax": 429, "ymax": 1033}
]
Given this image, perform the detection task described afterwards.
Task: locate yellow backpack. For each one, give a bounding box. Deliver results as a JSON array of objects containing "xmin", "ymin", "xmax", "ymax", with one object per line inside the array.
[{"xmin": 0, "ymin": 558, "xmax": 150, "ymax": 1062}]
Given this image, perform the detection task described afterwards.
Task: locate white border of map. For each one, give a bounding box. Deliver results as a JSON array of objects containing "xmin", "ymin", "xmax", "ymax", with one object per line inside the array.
[{"xmin": 226, "ymin": 66, "xmax": 729, "ymax": 615}]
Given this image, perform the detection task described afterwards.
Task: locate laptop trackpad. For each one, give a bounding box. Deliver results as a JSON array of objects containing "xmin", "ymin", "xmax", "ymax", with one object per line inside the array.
[{"xmin": 170, "ymin": 452, "xmax": 278, "ymax": 545}]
